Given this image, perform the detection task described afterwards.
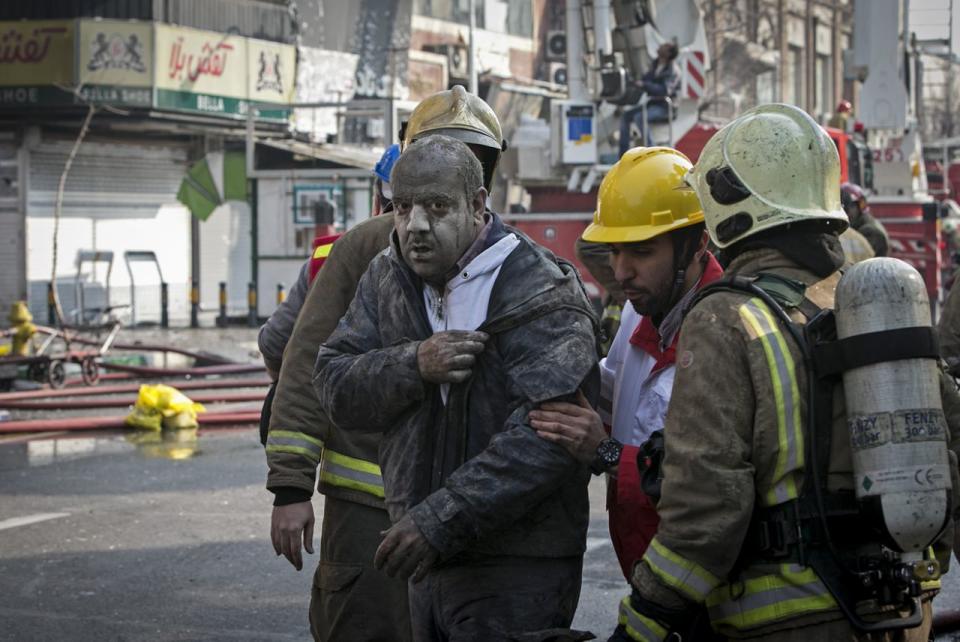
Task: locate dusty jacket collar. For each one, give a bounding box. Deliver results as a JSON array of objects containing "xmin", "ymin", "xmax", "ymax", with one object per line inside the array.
[{"xmin": 723, "ymin": 246, "xmax": 838, "ymax": 288}]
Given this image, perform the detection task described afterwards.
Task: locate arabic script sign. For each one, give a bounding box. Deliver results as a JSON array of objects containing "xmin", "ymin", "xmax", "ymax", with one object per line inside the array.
[
  {"xmin": 0, "ymin": 20, "xmax": 73, "ymax": 86},
  {"xmin": 0, "ymin": 20, "xmax": 293, "ymax": 119},
  {"xmin": 155, "ymin": 24, "xmax": 246, "ymax": 99}
]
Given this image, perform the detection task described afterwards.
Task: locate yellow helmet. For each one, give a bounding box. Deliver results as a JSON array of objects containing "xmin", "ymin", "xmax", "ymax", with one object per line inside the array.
[
  {"xmin": 403, "ymin": 85, "xmax": 504, "ymax": 151},
  {"xmin": 582, "ymin": 147, "xmax": 704, "ymax": 244},
  {"xmin": 686, "ymin": 103, "xmax": 848, "ymax": 248}
]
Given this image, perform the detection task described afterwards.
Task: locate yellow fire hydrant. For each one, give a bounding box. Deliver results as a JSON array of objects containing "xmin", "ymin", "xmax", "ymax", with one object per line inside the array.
[{"xmin": 8, "ymin": 301, "xmax": 36, "ymax": 357}]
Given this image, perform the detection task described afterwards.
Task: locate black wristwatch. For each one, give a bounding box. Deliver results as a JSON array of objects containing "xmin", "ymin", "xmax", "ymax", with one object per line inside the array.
[{"xmin": 590, "ymin": 437, "xmax": 623, "ymax": 475}]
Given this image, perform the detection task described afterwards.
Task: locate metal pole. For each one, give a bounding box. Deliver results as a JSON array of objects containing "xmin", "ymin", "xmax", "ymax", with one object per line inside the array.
[
  {"xmin": 593, "ymin": 0, "xmax": 613, "ymax": 63},
  {"xmin": 160, "ymin": 282, "xmax": 169, "ymax": 329},
  {"xmin": 566, "ymin": 0, "xmax": 588, "ymax": 101},
  {"xmin": 247, "ymin": 282, "xmax": 258, "ymax": 328},
  {"xmin": 190, "ymin": 280, "xmax": 199, "ymax": 328},
  {"xmin": 468, "ymin": 0, "xmax": 478, "ymax": 94},
  {"xmin": 948, "ymin": 0, "xmax": 955, "ymax": 137},
  {"xmin": 217, "ymin": 281, "xmax": 227, "ymax": 327},
  {"xmin": 47, "ymin": 282, "xmax": 56, "ymax": 326}
]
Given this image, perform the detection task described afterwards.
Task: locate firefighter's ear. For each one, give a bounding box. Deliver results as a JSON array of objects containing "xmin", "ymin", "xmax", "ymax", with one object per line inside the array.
[{"xmin": 471, "ymin": 187, "xmax": 487, "ymax": 222}]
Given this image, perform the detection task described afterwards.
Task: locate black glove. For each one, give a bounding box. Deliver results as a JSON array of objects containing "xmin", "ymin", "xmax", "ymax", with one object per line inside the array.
[{"xmin": 637, "ymin": 430, "xmax": 665, "ymax": 500}]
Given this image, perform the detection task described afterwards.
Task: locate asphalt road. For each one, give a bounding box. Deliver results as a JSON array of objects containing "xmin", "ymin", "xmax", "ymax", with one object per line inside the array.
[{"xmin": 0, "ymin": 428, "xmax": 957, "ymax": 641}]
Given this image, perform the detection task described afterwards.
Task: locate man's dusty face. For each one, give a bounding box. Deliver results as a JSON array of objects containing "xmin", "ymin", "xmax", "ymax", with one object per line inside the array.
[
  {"xmin": 609, "ymin": 236, "xmax": 676, "ymax": 316},
  {"xmin": 392, "ymin": 162, "xmax": 484, "ymax": 285}
]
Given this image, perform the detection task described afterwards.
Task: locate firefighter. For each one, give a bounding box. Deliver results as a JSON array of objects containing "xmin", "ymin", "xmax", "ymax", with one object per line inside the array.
[
  {"xmin": 264, "ymin": 86, "xmax": 505, "ymax": 642},
  {"xmin": 939, "ymin": 277, "xmax": 960, "ymax": 374},
  {"xmin": 841, "ymin": 182, "xmax": 889, "ymax": 257},
  {"xmin": 529, "ymin": 147, "xmax": 722, "ymax": 584},
  {"xmin": 614, "ymin": 103, "xmax": 960, "ymax": 641},
  {"xmin": 257, "ymin": 143, "xmax": 398, "ymax": 445},
  {"xmin": 575, "ymin": 238, "xmax": 626, "ymax": 355}
]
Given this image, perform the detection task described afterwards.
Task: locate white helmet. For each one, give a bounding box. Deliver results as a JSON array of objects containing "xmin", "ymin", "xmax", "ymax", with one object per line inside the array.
[{"xmin": 686, "ymin": 103, "xmax": 848, "ymax": 248}]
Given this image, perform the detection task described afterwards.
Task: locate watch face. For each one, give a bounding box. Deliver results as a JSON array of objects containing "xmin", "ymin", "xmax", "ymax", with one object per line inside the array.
[{"xmin": 597, "ymin": 438, "xmax": 621, "ymax": 467}]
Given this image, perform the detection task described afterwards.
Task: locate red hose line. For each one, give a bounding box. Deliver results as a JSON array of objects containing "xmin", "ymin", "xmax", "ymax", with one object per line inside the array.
[
  {"xmin": 2, "ymin": 391, "xmax": 266, "ymax": 410},
  {"xmin": 32, "ymin": 325, "xmax": 237, "ymax": 365},
  {"xmin": 0, "ymin": 411, "xmax": 261, "ymax": 434},
  {"xmin": 0, "ymin": 378, "xmax": 271, "ymax": 403},
  {"xmin": 69, "ymin": 338, "xmax": 234, "ymax": 364},
  {"xmin": 99, "ymin": 363, "xmax": 265, "ymax": 377}
]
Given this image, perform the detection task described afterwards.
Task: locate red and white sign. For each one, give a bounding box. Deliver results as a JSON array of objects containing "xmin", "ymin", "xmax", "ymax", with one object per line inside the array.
[{"xmin": 684, "ymin": 50, "xmax": 705, "ymax": 99}]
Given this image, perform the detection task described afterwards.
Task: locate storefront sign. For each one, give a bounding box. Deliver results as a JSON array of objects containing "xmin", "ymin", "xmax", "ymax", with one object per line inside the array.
[
  {"xmin": 0, "ymin": 20, "xmax": 74, "ymax": 105},
  {"xmin": 248, "ymin": 39, "xmax": 295, "ymax": 105},
  {"xmin": 78, "ymin": 20, "xmax": 152, "ymax": 106},
  {"xmin": 0, "ymin": 20, "xmax": 293, "ymax": 119},
  {"xmin": 155, "ymin": 24, "xmax": 291, "ymax": 120}
]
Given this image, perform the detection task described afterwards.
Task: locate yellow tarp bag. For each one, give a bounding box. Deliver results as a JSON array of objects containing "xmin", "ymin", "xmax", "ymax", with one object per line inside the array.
[{"xmin": 124, "ymin": 384, "xmax": 207, "ymax": 431}]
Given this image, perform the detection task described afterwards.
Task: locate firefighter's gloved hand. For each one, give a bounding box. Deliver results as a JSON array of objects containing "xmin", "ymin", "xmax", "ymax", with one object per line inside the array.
[
  {"xmin": 615, "ymin": 590, "xmax": 716, "ymax": 642},
  {"xmin": 375, "ymin": 512, "xmax": 439, "ymax": 582},
  {"xmin": 613, "ymin": 591, "xmax": 680, "ymax": 642},
  {"xmin": 529, "ymin": 390, "xmax": 606, "ymax": 465},
  {"xmin": 271, "ymin": 501, "xmax": 314, "ymax": 571},
  {"xmin": 417, "ymin": 330, "xmax": 489, "ymax": 384}
]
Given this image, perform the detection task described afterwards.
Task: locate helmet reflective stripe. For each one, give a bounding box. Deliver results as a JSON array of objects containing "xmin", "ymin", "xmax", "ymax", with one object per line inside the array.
[
  {"xmin": 582, "ymin": 147, "xmax": 704, "ymax": 244},
  {"xmin": 687, "ymin": 103, "xmax": 849, "ymax": 249}
]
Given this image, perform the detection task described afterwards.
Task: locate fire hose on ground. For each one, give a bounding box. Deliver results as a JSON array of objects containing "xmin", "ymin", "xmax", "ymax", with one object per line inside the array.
[
  {"xmin": 0, "ymin": 410, "xmax": 261, "ymax": 434},
  {"xmin": 97, "ymin": 362, "xmax": 264, "ymax": 377},
  {"xmin": 0, "ymin": 377, "xmax": 270, "ymax": 403},
  {"xmin": 0, "ymin": 391, "xmax": 266, "ymax": 411}
]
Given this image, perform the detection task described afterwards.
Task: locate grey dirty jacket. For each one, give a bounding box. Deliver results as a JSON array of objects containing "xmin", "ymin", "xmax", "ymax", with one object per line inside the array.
[{"xmin": 313, "ymin": 214, "xmax": 600, "ymax": 560}]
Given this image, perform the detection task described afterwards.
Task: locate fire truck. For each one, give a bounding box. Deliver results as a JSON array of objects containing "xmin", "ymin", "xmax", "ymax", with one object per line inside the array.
[{"xmin": 502, "ymin": 0, "xmax": 949, "ymax": 316}]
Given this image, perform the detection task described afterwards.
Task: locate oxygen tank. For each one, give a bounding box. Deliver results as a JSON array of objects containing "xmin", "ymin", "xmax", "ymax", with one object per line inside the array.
[{"xmin": 835, "ymin": 258, "xmax": 951, "ymax": 553}]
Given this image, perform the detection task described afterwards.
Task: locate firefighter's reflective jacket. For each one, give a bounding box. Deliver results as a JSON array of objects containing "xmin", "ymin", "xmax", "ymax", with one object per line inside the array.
[
  {"xmin": 626, "ymin": 246, "xmax": 960, "ymax": 640},
  {"xmin": 265, "ymin": 214, "xmax": 395, "ymax": 507}
]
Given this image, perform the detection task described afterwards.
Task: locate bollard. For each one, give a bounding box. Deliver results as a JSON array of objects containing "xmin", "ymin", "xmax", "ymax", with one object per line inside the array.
[
  {"xmin": 190, "ymin": 280, "xmax": 200, "ymax": 328},
  {"xmin": 217, "ymin": 281, "xmax": 227, "ymax": 327},
  {"xmin": 247, "ymin": 282, "xmax": 258, "ymax": 328},
  {"xmin": 46, "ymin": 282, "xmax": 56, "ymax": 326},
  {"xmin": 160, "ymin": 282, "xmax": 169, "ymax": 328},
  {"xmin": 276, "ymin": 282, "xmax": 286, "ymax": 306}
]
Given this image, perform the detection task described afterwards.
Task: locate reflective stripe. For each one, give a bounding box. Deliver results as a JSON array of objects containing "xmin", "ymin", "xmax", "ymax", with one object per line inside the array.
[
  {"xmin": 738, "ymin": 299, "xmax": 803, "ymax": 506},
  {"xmin": 618, "ymin": 596, "xmax": 667, "ymax": 641},
  {"xmin": 642, "ymin": 537, "xmax": 721, "ymax": 602},
  {"xmin": 706, "ymin": 564, "xmax": 836, "ymax": 630},
  {"xmin": 920, "ymin": 579, "xmax": 942, "ymax": 591},
  {"xmin": 313, "ymin": 242, "xmax": 334, "ymax": 259},
  {"xmin": 266, "ymin": 430, "xmax": 324, "ymax": 464},
  {"xmin": 319, "ymin": 449, "xmax": 385, "ymax": 499}
]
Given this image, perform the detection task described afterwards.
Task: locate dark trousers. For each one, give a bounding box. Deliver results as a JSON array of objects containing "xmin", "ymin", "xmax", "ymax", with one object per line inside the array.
[
  {"xmin": 618, "ymin": 102, "xmax": 670, "ymax": 156},
  {"xmin": 309, "ymin": 495, "xmax": 412, "ymax": 641},
  {"xmin": 408, "ymin": 555, "xmax": 584, "ymax": 642}
]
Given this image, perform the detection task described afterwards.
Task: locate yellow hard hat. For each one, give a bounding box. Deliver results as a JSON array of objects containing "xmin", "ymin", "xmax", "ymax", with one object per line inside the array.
[
  {"xmin": 582, "ymin": 147, "xmax": 704, "ymax": 244},
  {"xmin": 686, "ymin": 103, "xmax": 848, "ymax": 248},
  {"xmin": 403, "ymin": 85, "xmax": 504, "ymax": 151}
]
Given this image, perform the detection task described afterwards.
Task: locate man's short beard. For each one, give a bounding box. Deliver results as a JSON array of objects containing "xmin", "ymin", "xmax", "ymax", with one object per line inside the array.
[{"xmin": 629, "ymin": 286, "xmax": 672, "ymax": 318}]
